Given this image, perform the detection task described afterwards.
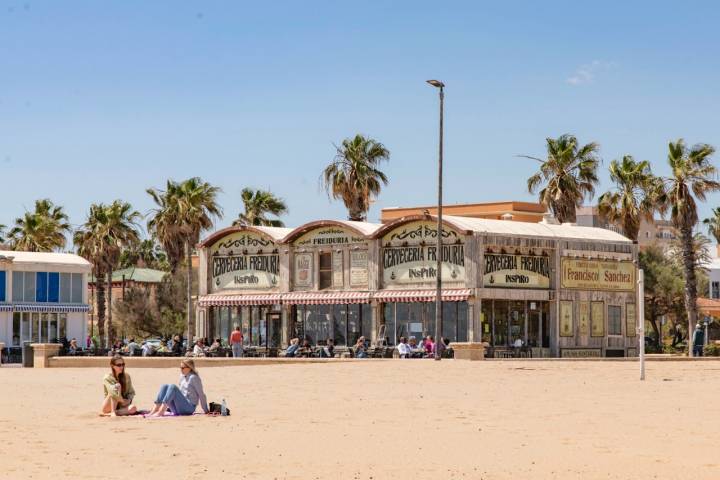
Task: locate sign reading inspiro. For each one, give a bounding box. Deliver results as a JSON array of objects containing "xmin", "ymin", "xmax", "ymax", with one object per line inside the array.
[
  {"xmin": 209, "ymin": 232, "xmax": 280, "ymax": 292},
  {"xmin": 483, "ymin": 254, "xmax": 550, "ymax": 289}
]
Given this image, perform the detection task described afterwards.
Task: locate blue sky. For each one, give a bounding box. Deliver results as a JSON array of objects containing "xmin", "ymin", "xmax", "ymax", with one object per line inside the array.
[{"xmin": 2, "ymin": 1, "xmax": 720, "ymax": 240}]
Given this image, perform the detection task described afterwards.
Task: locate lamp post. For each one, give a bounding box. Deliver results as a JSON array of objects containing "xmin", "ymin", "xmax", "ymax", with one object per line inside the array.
[{"xmin": 427, "ymin": 79, "xmax": 444, "ymax": 361}]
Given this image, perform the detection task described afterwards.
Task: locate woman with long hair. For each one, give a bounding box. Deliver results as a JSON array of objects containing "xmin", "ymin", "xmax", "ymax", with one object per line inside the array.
[
  {"xmin": 100, "ymin": 355, "xmax": 137, "ymax": 416},
  {"xmin": 147, "ymin": 358, "xmax": 209, "ymax": 417}
]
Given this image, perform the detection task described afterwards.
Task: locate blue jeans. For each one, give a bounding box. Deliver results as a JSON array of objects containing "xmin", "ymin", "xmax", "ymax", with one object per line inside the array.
[
  {"xmin": 154, "ymin": 384, "xmax": 196, "ymax": 415},
  {"xmin": 232, "ymin": 344, "xmax": 243, "ymax": 358}
]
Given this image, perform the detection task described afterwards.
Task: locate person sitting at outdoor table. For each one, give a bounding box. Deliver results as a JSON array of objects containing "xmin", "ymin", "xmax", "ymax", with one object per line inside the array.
[
  {"xmin": 142, "ymin": 341, "xmax": 156, "ymax": 357},
  {"xmin": 300, "ymin": 339, "xmax": 314, "ymax": 357},
  {"xmin": 192, "ymin": 338, "xmax": 207, "ymax": 357},
  {"xmin": 68, "ymin": 338, "xmax": 80, "ymax": 355},
  {"xmin": 423, "ymin": 336, "xmax": 435, "ymax": 357},
  {"xmin": 126, "ymin": 338, "xmax": 141, "ymax": 356},
  {"xmin": 100, "ymin": 355, "xmax": 137, "ymax": 416},
  {"xmin": 397, "ymin": 337, "xmax": 412, "ymax": 358},
  {"xmin": 285, "ymin": 338, "xmax": 300, "ymax": 357},
  {"xmin": 147, "ymin": 358, "xmax": 210, "ymax": 417},
  {"xmin": 156, "ymin": 340, "xmax": 170, "ymax": 354},
  {"xmin": 171, "ymin": 335, "xmax": 184, "ymax": 355},
  {"xmin": 513, "ymin": 338, "xmax": 523, "ymax": 348},
  {"xmin": 208, "ymin": 338, "xmax": 222, "ymax": 353},
  {"xmin": 354, "ymin": 336, "xmax": 368, "ymax": 358},
  {"xmin": 321, "ymin": 338, "xmax": 335, "ymax": 358}
]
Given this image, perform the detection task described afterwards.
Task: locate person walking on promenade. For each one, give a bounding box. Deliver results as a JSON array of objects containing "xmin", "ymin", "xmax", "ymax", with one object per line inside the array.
[
  {"xmin": 693, "ymin": 323, "xmax": 705, "ymax": 357},
  {"xmin": 229, "ymin": 325, "xmax": 244, "ymax": 358}
]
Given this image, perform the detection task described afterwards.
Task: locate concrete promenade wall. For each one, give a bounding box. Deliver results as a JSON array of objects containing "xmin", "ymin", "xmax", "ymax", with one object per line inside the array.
[{"xmin": 37, "ymin": 354, "xmax": 720, "ymax": 368}]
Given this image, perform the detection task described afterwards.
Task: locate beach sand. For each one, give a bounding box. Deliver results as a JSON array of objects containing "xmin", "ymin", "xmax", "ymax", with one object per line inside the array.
[{"xmin": 0, "ymin": 360, "xmax": 718, "ymax": 479}]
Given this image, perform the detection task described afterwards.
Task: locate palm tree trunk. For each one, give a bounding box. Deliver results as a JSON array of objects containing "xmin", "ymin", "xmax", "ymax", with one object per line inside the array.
[
  {"xmin": 680, "ymin": 225, "xmax": 698, "ymax": 357},
  {"xmin": 96, "ymin": 270, "xmax": 106, "ymax": 345},
  {"xmin": 185, "ymin": 240, "xmax": 195, "ymax": 342},
  {"xmin": 107, "ymin": 270, "xmax": 113, "ymax": 348}
]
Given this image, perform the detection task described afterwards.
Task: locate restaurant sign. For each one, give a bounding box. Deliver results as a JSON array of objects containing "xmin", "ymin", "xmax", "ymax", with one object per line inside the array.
[
  {"xmin": 294, "ymin": 227, "xmax": 366, "ymax": 247},
  {"xmin": 561, "ymin": 258, "xmax": 635, "ymax": 291},
  {"xmin": 382, "ymin": 221, "xmax": 465, "ymax": 285},
  {"xmin": 483, "ymin": 254, "xmax": 550, "ymax": 289},
  {"xmin": 210, "ymin": 232, "xmax": 279, "ymax": 292}
]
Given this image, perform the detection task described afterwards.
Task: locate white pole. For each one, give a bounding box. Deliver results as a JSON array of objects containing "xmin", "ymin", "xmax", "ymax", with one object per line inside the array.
[{"xmin": 638, "ymin": 269, "xmax": 645, "ymax": 381}]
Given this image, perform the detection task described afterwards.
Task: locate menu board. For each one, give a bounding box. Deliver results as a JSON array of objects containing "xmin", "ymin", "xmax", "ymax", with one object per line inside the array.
[
  {"xmin": 332, "ymin": 251, "xmax": 344, "ymax": 287},
  {"xmin": 560, "ymin": 301, "xmax": 574, "ymax": 337},
  {"xmin": 579, "ymin": 301, "xmax": 590, "ymax": 336},
  {"xmin": 591, "ymin": 301, "xmax": 605, "ymax": 337},
  {"xmin": 294, "ymin": 253, "xmax": 313, "ymax": 288},
  {"xmin": 350, "ymin": 250, "xmax": 369, "ymax": 287}
]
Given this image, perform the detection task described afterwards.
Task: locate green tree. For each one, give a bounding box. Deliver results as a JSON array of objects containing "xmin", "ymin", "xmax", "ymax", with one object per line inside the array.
[
  {"xmin": 9, "ymin": 199, "xmax": 71, "ymax": 252},
  {"xmin": 147, "ymin": 177, "xmax": 222, "ymax": 339},
  {"xmin": 659, "ymin": 139, "xmax": 720, "ymax": 356},
  {"xmin": 640, "ymin": 246, "xmax": 685, "ymax": 348},
  {"xmin": 322, "ymin": 134, "xmax": 390, "ymax": 221},
  {"xmin": 0, "ymin": 224, "xmax": 5, "ymax": 245},
  {"xmin": 523, "ymin": 134, "xmax": 600, "ymax": 223},
  {"xmin": 233, "ymin": 188, "xmax": 288, "ymax": 227},
  {"xmin": 598, "ymin": 155, "xmax": 661, "ymax": 241}
]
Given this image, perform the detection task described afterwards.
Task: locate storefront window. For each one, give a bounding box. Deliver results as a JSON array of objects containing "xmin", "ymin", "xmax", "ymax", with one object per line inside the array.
[
  {"xmin": 527, "ymin": 302, "xmax": 540, "ymax": 347},
  {"xmin": 59, "ymin": 313, "xmax": 67, "ymax": 340},
  {"xmin": 383, "ymin": 303, "xmax": 396, "ymax": 345},
  {"xmin": 457, "ymin": 302, "xmax": 468, "ymax": 342},
  {"xmin": 319, "ymin": 253, "xmax": 332, "ymax": 290},
  {"xmin": 608, "ymin": 305, "xmax": 622, "ymax": 335},
  {"xmin": 12, "ymin": 312, "xmax": 20, "ymax": 346},
  {"xmin": 509, "ymin": 301, "xmax": 525, "ymax": 344},
  {"xmin": 384, "ymin": 301, "xmax": 467, "ymax": 344},
  {"xmin": 333, "ymin": 304, "xmax": 347, "ymax": 346},
  {"xmin": 493, "ymin": 301, "xmax": 509, "ymax": 346},
  {"xmin": 361, "ymin": 304, "xmax": 372, "ymax": 344},
  {"xmin": 241, "ymin": 307, "xmax": 251, "ymax": 345},
  {"xmin": 481, "ymin": 301, "xmax": 492, "ymax": 343}
]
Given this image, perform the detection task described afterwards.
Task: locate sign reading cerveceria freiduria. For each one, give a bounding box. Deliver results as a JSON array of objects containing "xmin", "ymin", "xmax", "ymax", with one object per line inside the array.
[
  {"xmin": 483, "ymin": 254, "xmax": 550, "ymax": 289},
  {"xmin": 382, "ymin": 220, "xmax": 465, "ymax": 285},
  {"xmin": 209, "ymin": 232, "xmax": 280, "ymax": 291}
]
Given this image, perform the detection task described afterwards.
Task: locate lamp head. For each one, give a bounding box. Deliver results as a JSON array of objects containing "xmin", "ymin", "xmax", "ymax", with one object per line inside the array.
[{"xmin": 426, "ymin": 79, "xmax": 445, "ymax": 88}]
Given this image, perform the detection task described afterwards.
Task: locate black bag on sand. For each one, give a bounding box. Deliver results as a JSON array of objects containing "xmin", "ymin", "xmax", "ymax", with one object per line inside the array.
[{"xmin": 209, "ymin": 402, "xmax": 230, "ymax": 415}]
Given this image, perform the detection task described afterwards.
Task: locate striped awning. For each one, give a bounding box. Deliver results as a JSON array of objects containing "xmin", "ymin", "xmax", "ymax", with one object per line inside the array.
[
  {"xmin": 0, "ymin": 304, "xmax": 12, "ymax": 312},
  {"xmin": 282, "ymin": 291, "xmax": 371, "ymax": 305},
  {"xmin": 13, "ymin": 303, "xmax": 90, "ymax": 313},
  {"xmin": 373, "ymin": 288, "xmax": 472, "ymax": 303},
  {"xmin": 198, "ymin": 294, "xmax": 282, "ymax": 307}
]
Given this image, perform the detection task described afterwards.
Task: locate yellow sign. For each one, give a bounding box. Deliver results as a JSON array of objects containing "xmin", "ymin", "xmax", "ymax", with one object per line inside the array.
[{"xmin": 561, "ymin": 259, "xmax": 635, "ymax": 291}]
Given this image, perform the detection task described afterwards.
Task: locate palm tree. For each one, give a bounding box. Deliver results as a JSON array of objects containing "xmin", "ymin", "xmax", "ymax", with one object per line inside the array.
[
  {"xmin": 102, "ymin": 201, "xmax": 142, "ymax": 343},
  {"xmin": 147, "ymin": 178, "xmax": 222, "ymax": 340},
  {"xmin": 119, "ymin": 238, "xmax": 168, "ymax": 270},
  {"xmin": 523, "ymin": 134, "xmax": 600, "ymax": 223},
  {"xmin": 74, "ymin": 204, "xmax": 109, "ymax": 345},
  {"xmin": 703, "ymin": 207, "xmax": 720, "ymax": 244},
  {"xmin": 659, "ymin": 139, "xmax": 720, "ymax": 356},
  {"xmin": 322, "ymin": 134, "xmax": 390, "ymax": 221},
  {"xmin": 233, "ymin": 188, "xmax": 288, "ymax": 227},
  {"xmin": 597, "ymin": 155, "xmax": 661, "ymax": 241},
  {"xmin": 9, "ymin": 199, "xmax": 71, "ymax": 251},
  {"xmin": 0, "ymin": 224, "xmax": 5, "ymax": 245},
  {"xmin": 74, "ymin": 201, "xmax": 141, "ymax": 346}
]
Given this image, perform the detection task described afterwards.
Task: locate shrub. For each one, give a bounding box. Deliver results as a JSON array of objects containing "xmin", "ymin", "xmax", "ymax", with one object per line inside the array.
[{"xmin": 703, "ymin": 343, "xmax": 720, "ymax": 357}]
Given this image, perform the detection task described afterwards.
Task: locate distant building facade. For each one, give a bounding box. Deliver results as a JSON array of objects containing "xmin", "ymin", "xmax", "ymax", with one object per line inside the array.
[{"xmin": 380, "ymin": 201, "xmax": 546, "ymax": 224}]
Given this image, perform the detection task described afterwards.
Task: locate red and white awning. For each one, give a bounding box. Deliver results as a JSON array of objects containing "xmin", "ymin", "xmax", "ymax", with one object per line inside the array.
[
  {"xmin": 198, "ymin": 294, "xmax": 282, "ymax": 306},
  {"xmin": 373, "ymin": 288, "xmax": 472, "ymax": 303},
  {"xmin": 282, "ymin": 291, "xmax": 371, "ymax": 305}
]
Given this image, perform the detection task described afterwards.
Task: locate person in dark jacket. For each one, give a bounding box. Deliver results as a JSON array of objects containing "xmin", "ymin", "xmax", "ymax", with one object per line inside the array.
[
  {"xmin": 171, "ymin": 335, "xmax": 184, "ymax": 356},
  {"xmin": 693, "ymin": 323, "xmax": 704, "ymax": 357}
]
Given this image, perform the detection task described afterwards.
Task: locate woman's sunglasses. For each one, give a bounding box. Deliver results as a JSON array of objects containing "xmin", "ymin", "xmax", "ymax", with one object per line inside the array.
[{"xmin": 113, "ymin": 363, "xmax": 125, "ymax": 367}]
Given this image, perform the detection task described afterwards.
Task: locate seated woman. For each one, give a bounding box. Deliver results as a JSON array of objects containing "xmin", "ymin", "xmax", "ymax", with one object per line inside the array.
[
  {"xmin": 156, "ymin": 340, "xmax": 170, "ymax": 354},
  {"xmin": 101, "ymin": 355, "xmax": 138, "ymax": 416},
  {"xmin": 285, "ymin": 338, "xmax": 300, "ymax": 357},
  {"xmin": 354, "ymin": 336, "xmax": 368, "ymax": 358},
  {"xmin": 208, "ymin": 338, "xmax": 222, "ymax": 353},
  {"xmin": 321, "ymin": 338, "xmax": 335, "ymax": 358},
  {"xmin": 68, "ymin": 338, "xmax": 80, "ymax": 355},
  {"xmin": 148, "ymin": 359, "xmax": 209, "ymax": 417},
  {"xmin": 192, "ymin": 339, "xmax": 207, "ymax": 357}
]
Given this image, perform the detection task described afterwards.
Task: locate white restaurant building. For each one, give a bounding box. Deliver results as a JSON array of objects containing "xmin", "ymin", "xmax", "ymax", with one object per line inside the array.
[
  {"xmin": 196, "ymin": 215, "xmax": 640, "ymax": 358},
  {"xmin": 0, "ymin": 251, "xmax": 91, "ymax": 351}
]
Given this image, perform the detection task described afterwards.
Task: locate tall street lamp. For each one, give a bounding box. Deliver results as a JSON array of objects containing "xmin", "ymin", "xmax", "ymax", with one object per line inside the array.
[{"xmin": 427, "ymin": 79, "xmax": 444, "ymax": 361}]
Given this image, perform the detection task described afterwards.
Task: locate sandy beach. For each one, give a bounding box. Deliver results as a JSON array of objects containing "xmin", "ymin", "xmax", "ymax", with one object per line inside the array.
[{"xmin": 0, "ymin": 360, "xmax": 718, "ymax": 479}]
